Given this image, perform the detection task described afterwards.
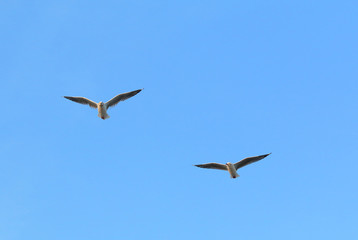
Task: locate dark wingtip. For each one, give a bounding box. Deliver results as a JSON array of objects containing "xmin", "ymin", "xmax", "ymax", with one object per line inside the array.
[{"xmin": 133, "ymin": 89, "xmax": 143, "ymax": 93}]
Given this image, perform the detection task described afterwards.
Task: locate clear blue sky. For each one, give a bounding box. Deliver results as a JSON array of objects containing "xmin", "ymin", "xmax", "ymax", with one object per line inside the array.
[{"xmin": 1, "ymin": 1, "xmax": 357, "ymax": 239}]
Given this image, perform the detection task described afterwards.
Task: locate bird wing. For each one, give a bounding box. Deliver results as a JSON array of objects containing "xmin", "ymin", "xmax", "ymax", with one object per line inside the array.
[
  {"xmin": 105, "ymin": 89, "xmax": 143, "ymax": 109},
  {"xmin": 64, "ymin": 96, "xmax": 98, "ymax": 109},
  {"xmin": 234, "ymin": 153, "xmax": 271, "ymax": 170},
  {"xmin": 194, "ymin": 163, "xmax": 228, "ymax": 171}
]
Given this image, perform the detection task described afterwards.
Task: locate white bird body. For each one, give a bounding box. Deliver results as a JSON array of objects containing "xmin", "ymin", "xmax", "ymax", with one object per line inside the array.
[
  {"xmin": 64, "ymin": 89, "xmax": 143, "ymax": 120},
  {"xmin": 194, "ymin": 153, "xmax": 271, "ymax": 179},
  {"xmin": 97, "ymin": 102, "xmax": 110, "ymax": 120},
  {"xmin": 226, "ymin": 163, "xmax": 240, "ymax": 178}
]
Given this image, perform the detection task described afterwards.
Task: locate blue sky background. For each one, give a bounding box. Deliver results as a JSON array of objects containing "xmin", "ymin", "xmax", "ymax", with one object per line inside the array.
[{"xmin": 1, "ymin": 1, "xmax": 358, "ymax": 239}]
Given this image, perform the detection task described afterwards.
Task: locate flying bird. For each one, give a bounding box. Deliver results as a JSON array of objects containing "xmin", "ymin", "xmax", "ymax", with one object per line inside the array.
[
  {"xmin": 194, "ymin": 153, "xmax": 271, "ymax": 178},
  {"xmin": 64, "ymin": 89, "xmax": 143, "ymax": 120}
]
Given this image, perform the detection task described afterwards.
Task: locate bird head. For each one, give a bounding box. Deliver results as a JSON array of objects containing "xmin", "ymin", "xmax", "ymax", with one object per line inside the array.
[{"xmin": 99, "ymin": 102, "xmax": 104, "ymax": 106}]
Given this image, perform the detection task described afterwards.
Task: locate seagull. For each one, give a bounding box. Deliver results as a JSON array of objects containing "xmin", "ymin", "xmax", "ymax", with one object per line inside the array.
[
  {"xmin": 64, "ymin": 89, "xmax": 143, "ymax": 120},
  {"xmin": 194, "ymin": 153, "xmax": 271, "ymax": 178}
]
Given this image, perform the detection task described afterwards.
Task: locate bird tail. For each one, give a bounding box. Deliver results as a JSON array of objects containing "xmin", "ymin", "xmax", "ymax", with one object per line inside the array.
[
  {"xmin": 98, "ymin": 113, "xmax": 110, "ymax": 120},
  {"xmin": 230, "ymin": 172, "xmax": 240, "ymax": 178}
]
